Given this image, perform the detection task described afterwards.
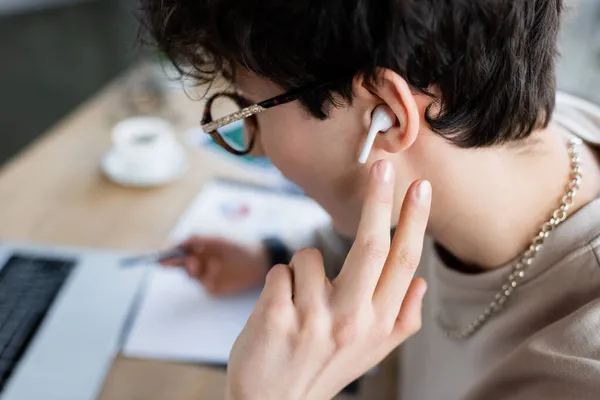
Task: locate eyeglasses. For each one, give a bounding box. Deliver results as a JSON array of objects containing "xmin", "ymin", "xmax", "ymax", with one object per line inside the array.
[{"xmin": 201, "ymin": 81, "xmax": 333, "ymax": 156}]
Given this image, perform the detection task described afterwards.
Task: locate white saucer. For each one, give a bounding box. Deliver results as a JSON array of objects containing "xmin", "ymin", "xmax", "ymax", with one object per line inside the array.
[{"xmin": 101, "ymin": 150, "xmax": 188, "ymax": 187}]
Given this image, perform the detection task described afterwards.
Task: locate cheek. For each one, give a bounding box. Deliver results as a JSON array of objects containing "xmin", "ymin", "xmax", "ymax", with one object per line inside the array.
[
  {"xmin": 258, "ymin": 108, "xmax": 367, "ymax": 236},
  {"xmin": 258, "ymin": 107, "xmax": 332, "ymax": 181}
]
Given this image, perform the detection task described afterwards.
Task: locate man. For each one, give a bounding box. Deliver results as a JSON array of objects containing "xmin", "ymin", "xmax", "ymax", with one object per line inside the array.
[{"xmin": 141, "ymin": 0, "xmax": 600, "ymax": 398}]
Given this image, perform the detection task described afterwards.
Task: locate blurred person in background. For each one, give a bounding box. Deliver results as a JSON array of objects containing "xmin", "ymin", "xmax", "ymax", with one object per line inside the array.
[{"xmin": 142, "ymin": 1, "xmax": 600, "ymax": 399}]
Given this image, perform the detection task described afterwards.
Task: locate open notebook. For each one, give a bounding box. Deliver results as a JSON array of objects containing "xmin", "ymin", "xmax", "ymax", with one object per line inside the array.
[{"xmin": 122, "ymin": 180, "xmax": 330, "ymax": 364}]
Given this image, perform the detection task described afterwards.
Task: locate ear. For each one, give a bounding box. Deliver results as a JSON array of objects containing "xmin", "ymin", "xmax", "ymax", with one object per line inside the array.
[{"xmin": 354, "ymin": 69, "xmax": 420, "ymax": 154}]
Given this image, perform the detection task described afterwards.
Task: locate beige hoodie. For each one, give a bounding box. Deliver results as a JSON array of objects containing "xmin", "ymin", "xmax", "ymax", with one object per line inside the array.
[{"xmin": 306, "ymin": 92, "xmax": 600, "ymax": 399}]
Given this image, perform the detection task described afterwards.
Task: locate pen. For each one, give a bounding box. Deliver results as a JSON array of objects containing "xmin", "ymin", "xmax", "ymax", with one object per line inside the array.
[{"xmin": 120, "ymin": 248, "xmax": 190, "ymax": 267}]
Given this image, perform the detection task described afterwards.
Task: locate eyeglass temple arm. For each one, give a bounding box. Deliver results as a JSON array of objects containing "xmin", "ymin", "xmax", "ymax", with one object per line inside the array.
[
  {"xmin": 201, "ymin": 104, "xmax": 266, "ymax": 133},
  {"xmin": 200, "ymin": 90, "xmax": 304, "ymax": 133},
  {"xmin": 201, "ymin": 81, "xmax": 333, "ymax": 133}
]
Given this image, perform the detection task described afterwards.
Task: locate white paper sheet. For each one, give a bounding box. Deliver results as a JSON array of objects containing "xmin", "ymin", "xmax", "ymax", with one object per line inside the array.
[
  {"xmin": 122, "ymin": 180, "xmax": 331, "ymax": 363},
  {"xmin": 169, "ymin": 180, "xmax": 331, "ymax": 249}
]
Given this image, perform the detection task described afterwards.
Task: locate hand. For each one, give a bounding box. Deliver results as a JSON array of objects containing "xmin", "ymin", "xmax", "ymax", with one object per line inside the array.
[
  {"xmin": 161, "ymin": 237, "xmax": 270, "ymax": 296},
  {"xmin": 226, "ymin": 160, "xmax": 431, "ymax": 400}
]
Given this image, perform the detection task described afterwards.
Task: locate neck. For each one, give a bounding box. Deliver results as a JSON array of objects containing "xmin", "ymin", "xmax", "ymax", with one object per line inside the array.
[{"xmin": 424, "ymin": 126, "xmax": 600, "ymax": 271}]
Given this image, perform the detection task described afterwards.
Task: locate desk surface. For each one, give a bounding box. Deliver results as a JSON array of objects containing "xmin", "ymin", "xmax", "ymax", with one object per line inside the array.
[{"xmin": 0, "ymin": 67, "xmax": 397, "ymax": 399}]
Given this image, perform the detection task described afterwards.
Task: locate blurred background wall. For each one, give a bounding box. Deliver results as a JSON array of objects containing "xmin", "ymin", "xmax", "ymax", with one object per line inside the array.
[
  {"xmin": 0, "ymin": 0, "xmax": 141, "ymax": 165},
  {"xmin": 0, "ymin": 0, "xmax": 598, "ymax": 167},
  {"xmin": 558, "ymin": 0, "xmax": 600, "ymax": 104}
]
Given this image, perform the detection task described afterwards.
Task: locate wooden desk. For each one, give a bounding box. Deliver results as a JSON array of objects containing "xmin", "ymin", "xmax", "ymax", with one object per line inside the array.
[{"xmin": 0, "ymin": 69, "xmax": 397, "ymax": 399}]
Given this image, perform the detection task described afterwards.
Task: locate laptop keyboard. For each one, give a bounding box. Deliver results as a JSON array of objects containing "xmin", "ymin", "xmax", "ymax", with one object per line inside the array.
[{"xmin": 0, "ymin": 254, "xmax": 75, "ymax": 392}]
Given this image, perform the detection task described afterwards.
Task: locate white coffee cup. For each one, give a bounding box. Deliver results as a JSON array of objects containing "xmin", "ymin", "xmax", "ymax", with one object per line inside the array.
[{"xmin": 109, "ymin": 117, "xmax": 186, "ymax": 183}]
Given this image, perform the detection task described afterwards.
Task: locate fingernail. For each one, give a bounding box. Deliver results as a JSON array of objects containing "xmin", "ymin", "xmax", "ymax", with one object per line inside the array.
[
  {"xmin": 375, "ymin": 160, "xmax": 393, "ymax": 183},
  {"xmin": 415, "ymin": 180, "xmax": 431, "ymax": 203}
]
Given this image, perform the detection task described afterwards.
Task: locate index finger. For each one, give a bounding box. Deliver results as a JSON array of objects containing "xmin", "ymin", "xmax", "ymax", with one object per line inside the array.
[
  {"xmin": 334, "ymin": 160, "xmax": 395, "ymax": 300},
  {"xmin": 160, "ymin": 257, "xmax": 187, "ymax": 267}
]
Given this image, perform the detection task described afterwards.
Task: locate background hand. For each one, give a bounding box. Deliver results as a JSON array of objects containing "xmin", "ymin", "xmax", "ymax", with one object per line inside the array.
[{"xmin": 161, "ymin": 237, "xmax": 270, "ymax": 296}]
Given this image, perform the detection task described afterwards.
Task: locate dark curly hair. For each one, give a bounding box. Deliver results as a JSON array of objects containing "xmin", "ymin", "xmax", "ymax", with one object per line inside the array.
[{"xmin": 138, "ymin": 0, "xmax": 563, "ymax": 148}]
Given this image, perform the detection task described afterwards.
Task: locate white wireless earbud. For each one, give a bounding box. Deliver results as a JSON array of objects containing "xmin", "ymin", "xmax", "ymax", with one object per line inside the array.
[{"xmin": 358, "ymin": 105, "xmax": 395, "ymax": 164}]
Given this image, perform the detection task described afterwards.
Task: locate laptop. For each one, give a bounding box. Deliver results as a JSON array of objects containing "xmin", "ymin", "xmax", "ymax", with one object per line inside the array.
[{"xmin": 0, "ymin": 241, "xmax": 146, "ymax": 400}]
